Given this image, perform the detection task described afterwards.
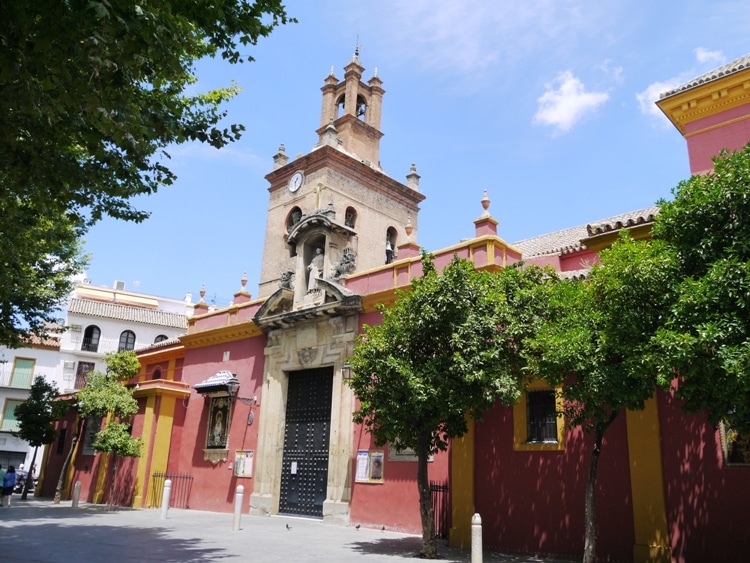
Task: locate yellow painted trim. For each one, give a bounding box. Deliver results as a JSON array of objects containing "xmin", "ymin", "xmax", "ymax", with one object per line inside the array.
[
  {"xmin": 513, "ymin": 380, "xmax": 565, "ymax": 451},
  {"xmin": 180, "ymin": 320, "xmax": 263, "ymax": 348},
  {"xmin": 449, "ymin": 417, "xmax": 475, "ymax": 549},
  {"xmin": 626, "ymin": 397, "xmax": 671, "ymax": 563},
  {"xmin": 132, "ymin": 395, "xmax": 156, "ymax": 507}
]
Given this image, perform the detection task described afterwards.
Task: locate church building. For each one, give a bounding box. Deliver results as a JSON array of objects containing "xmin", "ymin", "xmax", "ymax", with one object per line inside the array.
[{"xmin": 40, "ymin": 53, "xmax": 750, "ymax": 562}]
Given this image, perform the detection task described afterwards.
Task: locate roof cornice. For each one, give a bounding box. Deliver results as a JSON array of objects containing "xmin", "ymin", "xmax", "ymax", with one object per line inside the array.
[
  {"xmin": 656, "ymin": 66, "xmax": 750, "ymax": 135},
  {"xmin": 179, "ymin": 321, "xmax": 263, "ymax": 349}
]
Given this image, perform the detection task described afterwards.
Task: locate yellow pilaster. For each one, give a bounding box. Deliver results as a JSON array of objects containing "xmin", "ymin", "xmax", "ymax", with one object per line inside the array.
[
  {"xmin": 626, "ymin": 397, "xmax": 671, "ymax": 562},
  {"xmin": 151, "ymin": 395, "xmax": 176, "ymax": 475},
  {"xmin": 449, "ymin": 418, "xmax": 475, "ymax": 549},
  {"xmin": 132, "ymin": 395, "xmax": 156, "ymax": 507}
]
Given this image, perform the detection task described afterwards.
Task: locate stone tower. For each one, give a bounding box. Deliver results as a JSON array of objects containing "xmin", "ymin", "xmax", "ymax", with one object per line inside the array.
[{"xmin": 257, "ymin": 53, "xmax": 425, "ymax": 304}]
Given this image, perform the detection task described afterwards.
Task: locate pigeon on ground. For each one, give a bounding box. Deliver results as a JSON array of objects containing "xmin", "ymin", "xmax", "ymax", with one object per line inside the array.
[
  {"xmin": 355, "ymin": 524, "xmax": 360, "ymax": 530},
  {"xmin": 286, "ymin": 523, "xmax": 292, "ymax": 531},
  {"xmin": 381, "ymin": 526, "xmax": 385, "ymax": 531}
]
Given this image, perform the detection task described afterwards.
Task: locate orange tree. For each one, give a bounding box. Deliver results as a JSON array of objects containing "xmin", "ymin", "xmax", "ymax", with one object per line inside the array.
[{"xmin": 348, "ymin": 253, "xmax": 558, "ymax": 558}]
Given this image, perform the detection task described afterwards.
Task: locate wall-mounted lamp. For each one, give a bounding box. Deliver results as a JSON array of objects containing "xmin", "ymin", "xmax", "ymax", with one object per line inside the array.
[
  {"xmin": 342, "ymin": 362, "xmax": 352, "ymax": 381},
  {"xmin": 226, "ymin": 377, "xmax": 240, "ymax": 400}
]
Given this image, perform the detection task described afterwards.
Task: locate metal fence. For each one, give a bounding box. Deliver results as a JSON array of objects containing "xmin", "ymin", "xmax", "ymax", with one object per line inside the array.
[
  {"xmin": 149, "ymin": 472, "xmax": 193, "ymax": 509},
  {"xmin": 430, "ymin": 479, "xmax": 450, "ymax": 538}
]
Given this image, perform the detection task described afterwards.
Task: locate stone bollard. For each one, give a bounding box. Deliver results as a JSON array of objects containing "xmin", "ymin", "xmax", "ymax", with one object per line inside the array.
[
  {"xmin": 233, "ymin": 485, "xmax": 244, "ymax": 531},
  {"xmin": 160, "ymin": 479, "xmax": 172, "ymax": 520},
  {"xmin": 471, "ymin": 513, "xmax": 482, "ymax": 563},
  {"xmin": 71, "ymin": 481, "xmax": 82, "ymax": 508}
]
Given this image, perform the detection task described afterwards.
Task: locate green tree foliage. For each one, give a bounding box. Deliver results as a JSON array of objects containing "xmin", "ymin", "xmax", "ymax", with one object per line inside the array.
[
  {"xmin": 0, "ymin": 197, "xmax": 87, "ymax": 348},
  {"xmin": 348, "ymin": 253, "xmax": 557, "ymax": 558},
  {"xmin": 651, "ymin": 144, "xmax": 750, "ymax": 434},
  {"xmin": 54, "ymin": 351, "xmax": 141, "ymax": 503},
  {"xmin": 526, "ymin": 234, "xmax": 677, "ymax": 563},
  {"xmin": 13, "ymin": 376, "xmax": 70, "ymax": 499},
  {"xmin": 0, "ymin": 1, "xmax": 293, "ymax": 345}
]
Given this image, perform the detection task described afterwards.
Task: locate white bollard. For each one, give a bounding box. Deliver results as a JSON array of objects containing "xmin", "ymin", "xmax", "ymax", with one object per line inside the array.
[
  {"xmin": 160, "ymin": 479, "xmax": 172, "ymax": 520},
  {"xmin": 471, "ymin": 513, "xmax": 483, "ymax": 563},
  {"xmin": 71, "ymin": 481, "xmax": 82, "ymax": 508},
  {"xmin": 233, "ymin": 485, "xmax": 244, "ymax": 531}
]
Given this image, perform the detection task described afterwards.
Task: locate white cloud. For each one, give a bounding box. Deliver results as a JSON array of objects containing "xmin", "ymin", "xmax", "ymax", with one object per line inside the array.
[
  {"xmin": 533, "ymin": 71, "xmax": 609, "ymax": 134},
  {"xmin": 695, "ymin": 47, "xmax": 725, "ymax": 65},
  {"xmin": 636, "ymin": 48, "xmax": 727, "ymax": 126},
  {"xmin": 635, "ymin": 79, "xmax": 682, "ymax": 122}
]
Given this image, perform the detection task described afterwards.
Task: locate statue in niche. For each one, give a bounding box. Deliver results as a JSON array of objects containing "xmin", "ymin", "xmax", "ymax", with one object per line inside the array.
[{"xmin": 307, "ymin": 247, "xmax": 324, "ymax": 292}]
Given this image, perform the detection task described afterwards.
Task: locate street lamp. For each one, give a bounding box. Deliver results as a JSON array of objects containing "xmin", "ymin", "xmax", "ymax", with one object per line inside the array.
[{"xmin": 226, "ymin": 377, "xmax": 240, "ymax": 400}]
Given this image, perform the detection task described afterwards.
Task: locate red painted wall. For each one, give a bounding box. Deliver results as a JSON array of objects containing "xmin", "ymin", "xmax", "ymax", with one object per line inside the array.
[
  {"xmin": 474, "ymin": 404, "xmax": 633, "ymax": 561},
  {"xmin": 348, "ymin": 310, "xmax": 450, "ymax": 534},
  {"xmin": 168, "ymin": 334, "xmax": 267, "ymax": 512},
  {"xmin": 657, "ymin": 390, "xmax": 750, "ymax": 562},
  {"xmin": 684, "ymin": 103, "xmax": 750, "ymax": 175},
  {"xmin": 349, "ymin": 422, "xmax": 450, "ymax": 534}
]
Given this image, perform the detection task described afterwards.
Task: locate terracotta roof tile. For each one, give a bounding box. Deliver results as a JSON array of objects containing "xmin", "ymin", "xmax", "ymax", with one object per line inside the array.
[
  {"xmin": 512, "ymin": 206, "xmax": 659, "ymax": 258},
  {"xmin": 68, "ymin": 298, "xmax": 188, "ymax": 329},
  {"xmin": 660, "ymin": 53, "xmax": 750, "ymax": 99}
]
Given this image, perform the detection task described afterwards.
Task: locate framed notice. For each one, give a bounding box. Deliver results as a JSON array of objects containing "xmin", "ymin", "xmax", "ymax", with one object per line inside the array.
[
  {"xmin": 234, "ymin": 450, "xmax": 254, "ymax": 478},
  {"xmin": 355, "ymin": 450, "xmax": 370, "ymax": 482},
  {"xmin": 369, "ymin": 451, "xmax": 384, "ymax": 482},
  {"xmin": 355, "ymin": 450, "xmax": 385, "ymax": 483}
]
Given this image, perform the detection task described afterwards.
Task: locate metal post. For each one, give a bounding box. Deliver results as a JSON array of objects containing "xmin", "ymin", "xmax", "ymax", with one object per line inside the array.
[
  {"xmin": 471, "ymin": 513, "xmax": 483, "ymax": 563},
  {"xmin": 233, "ymin": 485, "xmax": 244, "ymax": 531},
  {"xmin": 71, "ymin": 481, "xmax": 82, "ymax": 508},
  {"xmin": 160, "ymin": 479, "xmax": 172, "ymax": 520}
]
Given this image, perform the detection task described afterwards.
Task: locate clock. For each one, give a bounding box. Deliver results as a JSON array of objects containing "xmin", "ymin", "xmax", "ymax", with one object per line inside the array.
[{"xmin": 288, "ymin": 171, "xmax": 304, "ymax": 193}]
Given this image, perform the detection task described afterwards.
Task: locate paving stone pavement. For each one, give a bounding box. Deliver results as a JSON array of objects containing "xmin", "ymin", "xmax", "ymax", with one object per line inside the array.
[{"xmin": 0, "ymin": 495, "xmax": 576, "ymax": 562}]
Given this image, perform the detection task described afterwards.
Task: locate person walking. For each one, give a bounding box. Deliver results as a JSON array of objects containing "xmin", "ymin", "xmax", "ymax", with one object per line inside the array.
[
  {"xmin": 0, "ymin": 464, "xmax": 5, "ymax": 506},
  {"xmin": 2, "ymin": 465, "xmax": 16, "ymax": 507}
]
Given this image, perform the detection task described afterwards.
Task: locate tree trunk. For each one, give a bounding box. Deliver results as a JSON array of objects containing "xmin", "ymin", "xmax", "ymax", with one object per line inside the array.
[
  {"xmin": 417, "ymin": 431, "xmax": 437, "ymax": 558},
  {"xmin": 20, "ymin": 446, "xmax": 38, "ymax": 500},
  {"xmin": 582, "ymin": 411, "xmax": 618, "ymax": 563},
  {"xmin": 54, "ymin": 417, "xmax": 83, "ymax": 504}
]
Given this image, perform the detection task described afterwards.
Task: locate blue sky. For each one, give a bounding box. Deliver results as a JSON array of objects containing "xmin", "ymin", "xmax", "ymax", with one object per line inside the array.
[{"xmin": 82, "ymin": 0, "xmax": 750, "ymax": 307}]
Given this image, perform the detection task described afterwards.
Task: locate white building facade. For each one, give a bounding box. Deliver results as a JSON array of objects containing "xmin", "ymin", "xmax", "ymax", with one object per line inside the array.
[{"xmin": 0, "ymin": 281, "xmax": 191, "ymax": 471}]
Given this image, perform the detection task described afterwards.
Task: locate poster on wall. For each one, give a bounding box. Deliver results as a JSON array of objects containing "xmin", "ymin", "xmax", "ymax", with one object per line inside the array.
[
  {"xmin": 356, "ymin": 450, "xmax": 385, "ymax": 483},
  {"xmin": 355, "ymin": 450, "xmax": 370, "ymax": 482},
  {"xmin": 234, "ymin": 450, "xmax": 254, "ymax": 478},
  {"xmin": 369, "ymin": 451, "xmax": 384, "ymax": 482}
]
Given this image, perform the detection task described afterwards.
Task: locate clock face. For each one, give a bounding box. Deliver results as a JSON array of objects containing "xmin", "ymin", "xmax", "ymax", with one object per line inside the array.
[{"xmin": 288, "ymin": 171, "xmax": 304, "ymax": 192}]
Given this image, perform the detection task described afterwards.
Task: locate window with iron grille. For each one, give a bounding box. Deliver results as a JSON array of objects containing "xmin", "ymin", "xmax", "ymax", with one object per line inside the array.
[
  {"xmin": 526, "ymin": 390, "xmax": 557, "ymax": 443},
  {"xmin": 82, "ymin": 325, "xmax": 101, "ymax": 352},
  {"xmin": 75, "ymin": 361, "xmax": 95, "ymax": 390}
]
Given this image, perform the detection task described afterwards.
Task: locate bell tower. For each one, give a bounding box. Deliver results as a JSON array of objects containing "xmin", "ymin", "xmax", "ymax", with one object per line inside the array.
[
  {"xmin": 257, "ymin": 54, "xmax": 425, "ymax": 301},
  {"xmin": 318, "ymin": 51, "xmax": 384, "ymax": 166}
]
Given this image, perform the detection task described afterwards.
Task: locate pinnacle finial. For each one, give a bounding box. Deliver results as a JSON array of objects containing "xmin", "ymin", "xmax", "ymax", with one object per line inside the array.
[{"xmin": 480, "ymin": 190, "xmax": 491, "ymax": 218}]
